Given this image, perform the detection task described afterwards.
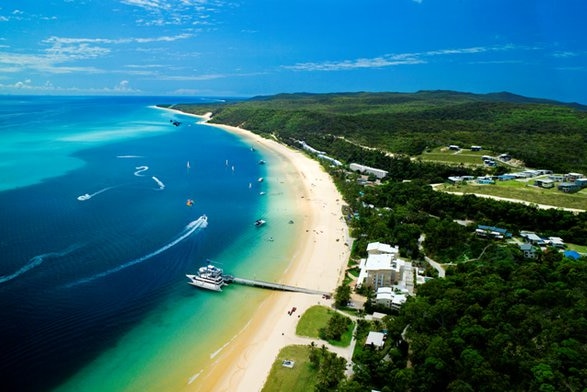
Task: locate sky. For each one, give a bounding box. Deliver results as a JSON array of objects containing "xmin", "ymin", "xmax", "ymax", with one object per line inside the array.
[{"xmin": 0, "ymin": 0, "xmax": 586, "ymax": 103}]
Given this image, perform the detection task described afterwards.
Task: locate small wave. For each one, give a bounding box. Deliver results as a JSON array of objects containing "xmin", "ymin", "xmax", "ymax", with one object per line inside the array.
[
  {"xmin": 65, "ymin": 215, "xmax": 208, "ymax": 287},
  {"xmin": 117, "ymin": 155, "xmax": 143, "ymax": 158},
  {"xmin": 188, "ymin": 371, "xmax": 203, "ymax": 384},
  {"xmin": 152, "ymin": 176, "xmax": 165, "ymax": 190},
  {"xmin": 210, "ymin": 319, "xmax": 251, "ymax": 359},
  {"xmin": 134, "ymin": 166, "xmax": 149, "ymax": 176},
  {"xmin": 0, "ymin": 244, "xmax": 83, "ymax": 284}
]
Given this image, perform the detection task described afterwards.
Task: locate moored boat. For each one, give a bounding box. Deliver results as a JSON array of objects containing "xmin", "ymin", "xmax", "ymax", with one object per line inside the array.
[{"xmin": 186, "ymin": 264, "xmax": 227, "ymax": 291}]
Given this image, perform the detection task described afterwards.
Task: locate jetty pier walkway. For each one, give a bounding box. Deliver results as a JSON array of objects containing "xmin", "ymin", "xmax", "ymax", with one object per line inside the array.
[{"xmin": 225, "ymin": 275, "xmax": 330, "ymax": 296}]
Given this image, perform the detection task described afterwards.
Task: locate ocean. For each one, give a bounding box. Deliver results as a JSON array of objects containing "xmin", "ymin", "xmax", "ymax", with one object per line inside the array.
[{"xmin": 0, "ymin": 96, "xmax": 303, "ymax": 391}]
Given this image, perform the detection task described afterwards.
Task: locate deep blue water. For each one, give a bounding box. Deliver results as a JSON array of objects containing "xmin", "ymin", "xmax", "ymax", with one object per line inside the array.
[{"xmin": 0, "ymin": 96, "xmax": 270, "ymax": 391}]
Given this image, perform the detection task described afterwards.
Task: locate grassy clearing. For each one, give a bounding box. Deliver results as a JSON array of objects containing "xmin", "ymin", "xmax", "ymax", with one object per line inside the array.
[
  {"xmin": 334, "ymin": 322, "xmax": 355, "ymax": 348},
  {"xmin": 261, "ymin": 345, "xmax": 316, "ymax": 392},
  {"xmin": 296, "ymin": 305, "xmax": 354, "ymax": 347},
  {"xmin": 296, "ymin": 305, "xmax": 331, "ymax": 338},
  {"xmin": 440, "ymin": 182, "xmax": 587, "ymax": 211},
  {"xmin": 418, "ymin": 147, "xmax": 523, "ymax": 170},
  {"xmin": 343, "ymin": 274, "xmax": 354, "ymax": 286},
  {"xmin": 567, "ymin": 243, "xmax": 587, "ymax": 254},
  {"xmin": 421, "ymin": 149, "xmax": 486, "ymax": 165},
  {"xmin": 347, "ymin": 267, "xmax": 360, "ymax": 277}
]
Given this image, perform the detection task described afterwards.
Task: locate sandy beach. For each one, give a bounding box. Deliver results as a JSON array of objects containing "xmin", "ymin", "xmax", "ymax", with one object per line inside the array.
[{"xmin": 180, "ymin": 113, "xmax": 351, "ymax": 391}]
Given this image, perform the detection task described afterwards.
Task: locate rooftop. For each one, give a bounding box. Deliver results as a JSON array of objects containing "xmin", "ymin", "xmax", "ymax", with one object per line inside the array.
[{"xmin": 365, "ymin": 331, "xmax": 386, "ymax": 348}]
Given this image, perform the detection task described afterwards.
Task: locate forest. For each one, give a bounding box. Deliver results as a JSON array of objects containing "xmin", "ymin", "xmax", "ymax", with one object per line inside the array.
[
  {"xmin": 169, "ymin": 90, "xmax": 587, "ymax": 173},
  {"xmin": 339, "ymin": 252, "xmax": 587, "ymax": 392}
]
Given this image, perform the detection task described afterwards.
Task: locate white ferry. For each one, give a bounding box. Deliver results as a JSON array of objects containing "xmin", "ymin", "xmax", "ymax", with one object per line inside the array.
[{"xmin": 186, "ymin": 264, "xmax": 227, "ymax": 291}]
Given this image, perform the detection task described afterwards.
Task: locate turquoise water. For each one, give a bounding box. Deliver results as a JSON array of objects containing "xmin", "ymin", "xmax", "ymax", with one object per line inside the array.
[{"xmin": 0, "ymin": 96, "xmax": 302, "ymax": 391}]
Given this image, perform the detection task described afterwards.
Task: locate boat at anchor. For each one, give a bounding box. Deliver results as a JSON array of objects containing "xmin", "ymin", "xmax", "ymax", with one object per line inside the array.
[{"xmin": 254, "ymin": 219, "xmax": 266, "ymax": 227}]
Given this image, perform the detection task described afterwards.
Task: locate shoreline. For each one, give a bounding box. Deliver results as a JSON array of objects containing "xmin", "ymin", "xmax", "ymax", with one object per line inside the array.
[{"xmin": 176, "ymin": 109, "xmax": 351, "ymax": 391}]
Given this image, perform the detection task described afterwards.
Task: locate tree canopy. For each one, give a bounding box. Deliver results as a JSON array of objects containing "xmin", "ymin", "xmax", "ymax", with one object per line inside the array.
[{"xmin": 169, "ymin": 90, "xmax": 587, "ymax": 173}]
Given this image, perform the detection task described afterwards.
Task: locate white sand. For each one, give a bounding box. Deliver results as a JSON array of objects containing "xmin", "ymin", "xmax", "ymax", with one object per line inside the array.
[{"xmin": 184, "ymin": 115, "xmax": 351, "ymax": 391}]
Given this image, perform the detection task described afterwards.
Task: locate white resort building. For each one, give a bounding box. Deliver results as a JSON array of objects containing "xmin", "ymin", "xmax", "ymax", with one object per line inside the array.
[
  {"xmin": 297, "ymin": 140, "xmax": 342, "ymax": 166},
  {"xmin": 349, "ymin": 163, "xmax": 388, "ymax": 179},
  {"xmin": 357, "ymin": 242, "xmax": 427, "ymax": 310},
  {"xmin": 374, "ymin": 287, "xmax": 408, "ymax": 309}
]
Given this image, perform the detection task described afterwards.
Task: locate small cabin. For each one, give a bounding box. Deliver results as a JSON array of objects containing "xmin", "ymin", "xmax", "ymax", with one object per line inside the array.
[
  {"xmin": 477, "ymin": 177, "xmax": 495, "ymax": 185},
  {"xmin": 534, "ymin": 179, "xmax": 554, "ymax": 188},
  {"xmin": 558, "ymin": 182, "xmax": 581, "ymax": 193},
  {"xmin": 564, "ymin": 172, "xmax": 584, "ymax": 182}
]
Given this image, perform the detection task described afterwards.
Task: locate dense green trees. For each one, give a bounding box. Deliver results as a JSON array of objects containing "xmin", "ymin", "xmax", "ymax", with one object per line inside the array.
[
  {"xmin": 354, "ymin": 180, "xmax": 587, "ymax": 248},
  {"xmin": 319, "ymin": 313, "xmax": 352, "ymax": 341},
  {"xmin": 308, "ymin": 343, "xmax": 347, "ymax": 392},
  {"xmin": 342, "ymin": 254, "xmax": 587, "ymax": 392},
  {"xmin": 334, "ymin": 284, "xmax": 352, "ymax": 308},
  {"xmin": 171, "ymin": 90, "xmax": 587, "ymax": 173}
]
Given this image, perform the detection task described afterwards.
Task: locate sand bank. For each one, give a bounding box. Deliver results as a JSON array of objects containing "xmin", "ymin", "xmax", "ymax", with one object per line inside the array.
[{"xmin": 184, "ymin": 116, "xmax": 351, "ymax": 391}]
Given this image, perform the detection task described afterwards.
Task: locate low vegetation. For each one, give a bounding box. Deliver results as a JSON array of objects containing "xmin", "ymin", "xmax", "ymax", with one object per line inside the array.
[
  {"xmin": 261, "ymin": 345, "xmax": 316, "ymax": 392},
  {"xmin": 440, "ymin": 182, "xmax": 587, "ymax": 211}
]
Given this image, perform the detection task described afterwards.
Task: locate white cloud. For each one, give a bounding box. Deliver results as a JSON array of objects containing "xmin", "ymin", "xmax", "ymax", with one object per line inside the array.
[
  {"xmin": 120, "ymin": 0, "xmax": 226, "ymax": 26},
  {"xmin": 114, "ymin": 80, "xmax": 136, "ymax": 91},
  {"xmin": 285, "ymin": 56, "xmax": 424, "ymax": 71},
  {"xmin": 284, "ymin": 45, "xmax": 519, "ymax": 72},
  {"xmin": 0, "ymin": 33, "xmax": 194, "ymax": 75},
  {"xmin": 155, "ymin": 70, "xmax": 264, "ymax": 81},
  {"xmin": 120, "ymin": 0, "xmax": 170, "ymax": 11},
  {"xmin": 553, "ymin": 51, "xmax": 578, "ymax": 58},
  {"xmin": 0, "ymin": 50, "xmax": 104, "ymax": 74},
  {"xmin": 43, "ymin": 33, "xmax": 192, "ymax": 46},
  {"xmin": 157, "ymin": 73, "xmax": 228, "ymax": 81},
  {"xmin": 0, "ymin": 79, "xmax": 142, "ymax": 94}
]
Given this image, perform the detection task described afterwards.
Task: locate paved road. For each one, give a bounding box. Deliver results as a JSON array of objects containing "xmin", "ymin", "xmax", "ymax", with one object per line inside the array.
[{"xmin": 419, "ymin": 234, "xmax": 447, "ymax": 278}]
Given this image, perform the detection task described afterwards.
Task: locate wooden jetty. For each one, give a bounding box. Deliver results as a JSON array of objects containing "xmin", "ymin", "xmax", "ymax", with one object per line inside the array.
[{"xmin": 224, "ymin": 275, "xmax": 329, "ymax": 296}]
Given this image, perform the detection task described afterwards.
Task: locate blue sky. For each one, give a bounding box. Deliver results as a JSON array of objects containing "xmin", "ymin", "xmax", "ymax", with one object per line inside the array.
[{"xmin": 1, "ymin": 0, "xmax": 585, "ymax": 103}]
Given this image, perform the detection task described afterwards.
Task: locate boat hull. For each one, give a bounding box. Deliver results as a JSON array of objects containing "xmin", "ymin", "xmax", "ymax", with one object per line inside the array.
[{"xmin": 186, "ymin": 274, "xmax": 224, "ymax": 292}]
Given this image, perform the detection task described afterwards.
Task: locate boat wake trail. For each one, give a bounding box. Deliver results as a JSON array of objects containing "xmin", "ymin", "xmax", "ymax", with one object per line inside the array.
[
  {"xmin": 66, "ymin": 215, "xmax": 208, "ymax": 287},
  {"xmin": 134, "ymin": 166, "xmax": 149, "ymax": 176},
  {"xmin": 152, "ymin": 176, "xmax": 165, "ymax": 190},
  {"xmin": 77, "ymin": 187, "xmax": 114, "ymax": 201},
  {"xmin": 0, "ymin": 244, "xmax": 83, "ymax": 284}
]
